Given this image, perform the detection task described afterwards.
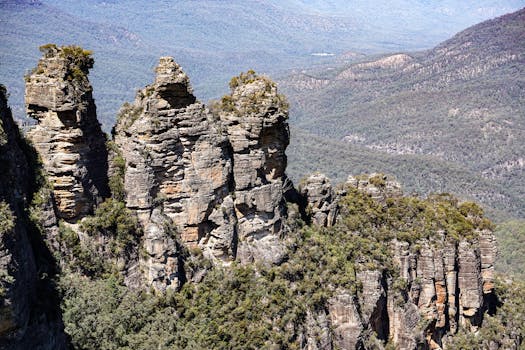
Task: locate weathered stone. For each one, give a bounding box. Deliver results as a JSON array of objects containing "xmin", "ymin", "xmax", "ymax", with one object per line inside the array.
[
  {"xmin": 479, "ymin": 229, "xmax": 496, "ymax": 295},
  {"xmin": 458, "ymin": 240, "xmax": 483, "ymax": 327},
  {"xmin": 299, "ymin": 173, "xmax": 339, "ymax": 227},
  {"xmin": 114, "ymin": 57, "xmax": 233, "ymax": 260},
  {"xmin": 346, "ymin": 173, "xmax": 403, "ymax": 204},
  {"xmin": 328, "ymin": 291, "xmax": 364, "ymax": 349},
  {"xmin": 141, "ymin": 207, "xmax": 183, "ymax": 292},
  {"xmin": 25, "ymin": 45, "xmax": 109, "ymax": 221},
  {"xmin": 219, "ymin": 72, "xmax": 290, "ymax": 264},
  {"xmin": 0, "ymin": 85, "xmax": 67, "ymax": 349},
  {"xmin": 113, "ymin": 61, "xmax": 291, "ymax": 289}
]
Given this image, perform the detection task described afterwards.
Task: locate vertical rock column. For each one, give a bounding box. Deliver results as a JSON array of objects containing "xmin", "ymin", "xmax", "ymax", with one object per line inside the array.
[
  {"xmin": 0, "ymin": 85, "xmax": 68, "ymax": 349},
  {"xmin": 219, "ymin": 71, "xmax": 290, "ymax": 264},
  {"xmin": 299, "ymin": 173, "xmax": 339, "ymax": 227},
  {"xmin": 25, "ymin": 45, "xmax": 109, "ymax": 221},
  {"xmin": 114, "ymin": 57, "xmax": 234, "ymax": 290}
]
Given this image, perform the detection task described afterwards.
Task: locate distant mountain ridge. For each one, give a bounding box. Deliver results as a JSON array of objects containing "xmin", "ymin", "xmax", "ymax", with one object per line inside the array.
[
  {"xmin": 282, "ymin": 8, "xmax": 525, "ymax": 220},
  {"xmin": 1, "ymin": 0, "xmax": 523, "ymax": 129}
]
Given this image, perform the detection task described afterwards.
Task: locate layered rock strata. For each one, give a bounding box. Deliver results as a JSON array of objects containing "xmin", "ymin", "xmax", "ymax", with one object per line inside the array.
[
  {"xmin": 114, "ymin": 59, "xmax": 291, "ymax": 289},
  {"xmin": 113, "ymin": 57, "xmax": 233, "ymax": 289},
  {"xmin": 25, "ymin": 44, "xmax": 109, "ymax": 221},
  {"xmin": 218, "ymin": 70, "xmax": 290, "ymax": 264},
  {"xmin": 299, "ymin": 173, "xmax": 339, "ymax": 227},
  {"xmin": 302, "ymin": 173, "xmax": 497, "ymax": 350},
  {"xmin": 0, "ymin": 85, "xmax": 67, "ymax": 349}
]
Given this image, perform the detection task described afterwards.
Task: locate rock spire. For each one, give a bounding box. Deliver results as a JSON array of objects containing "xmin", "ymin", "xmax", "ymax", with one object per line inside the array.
[{"xmin": 25, "ymin": 44, "xmax": 109, "ymax": 221}]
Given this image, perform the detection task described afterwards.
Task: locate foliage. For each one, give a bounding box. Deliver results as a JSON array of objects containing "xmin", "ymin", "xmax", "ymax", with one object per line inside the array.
[
  {"xmin": 340, "ymin": 188, "xmax": 485, "ymax": 244},
  {"xmin": 60, "ymin": 266, "xmax": 304, "ymax": 350},
  {"xmin": 59, "ymin": 185, "xmax": 493, "ymax": 348},
  {"xmin": 229, "ymin": 69, "xmax": 258, "ymax": 89},
  {"xmin": 34, "ymin": 44, "xmax": 94, "ymax": 82},
  {"xmin": 0, "ymin": 201, "xmax": 15, "ymax": 236},
  {"xmin": 58, "ymin": 221, "xmax": 108, "ymax": 277},
  {"xmin": 60, "ymin": 273, "xmax": 176, "ymax": 350},
  {"xmin": 287, "ymin": 127, "xmax": 524, "ymax": 221},
  {"xmin": 107, "ymin": 141, "xmax": 126, "ymax": 201},
  {"xmin": 495, "ymin": 220, "xmax": 525, "ymax": 279},
  {"xmin": 219, "ymin": 70, "xmax": 289, "ymax": 116},
  {"xmin": 80, "ymin": 198, "xmax": 140, "ymax": 256},
  {"xmin": 283, "ymin": 10, "xmax": 525, "ymax": 221},
  {"xmin": 59, "ymin": 45, "xmax": 94, "ymax": 81},
  {"xmin": 447, "ymin": 277, "xmax": 525, "ymax": 349}
]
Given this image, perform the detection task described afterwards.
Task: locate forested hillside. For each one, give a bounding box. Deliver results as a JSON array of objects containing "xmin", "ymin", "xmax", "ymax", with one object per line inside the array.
[
  {"xmin": 1, "ymin": 0, "xmax": 522, "ymax": 129},
  {"xmin": 282, "ymin": 8, "xmax": 525, "ymax": 221}
]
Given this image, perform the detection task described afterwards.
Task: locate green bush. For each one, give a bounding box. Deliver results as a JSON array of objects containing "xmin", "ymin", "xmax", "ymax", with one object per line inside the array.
[
  {"xmin": 0, "ymin": 201, "xmax": 15, "ymax": 235},
  {"xmin": 107, "ymin": 141, "xmax": 126, "ymax": 201},
  {"xmin": 58, "ymin": 221, "xmax": 107, "ymax": 277},
  {"xmin": 495, "ymin": 220, "xmax": 525, "ymax": 279},
  {"xmin": 80, "ymin": 199, "xmax": 140, "ymax": 255},
  {"xmin": 447, "ymin": 277, "xmax": 525, "ymax": 349},
  {"xmin": 220, "ymin": 70, "xmax": 289, "ymax": 116},
  {"xmin": 58, "ymin": 176, "xmax": 496, "ymax": 349}
]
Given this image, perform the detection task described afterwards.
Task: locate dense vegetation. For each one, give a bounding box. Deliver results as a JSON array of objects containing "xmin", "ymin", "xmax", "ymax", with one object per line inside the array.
[
  {"xmin": 58, "ymin": 185, "xmax": 499, "ymax": 349},
  {"xmin": 0, "ymin": 202, "xmax": 15, "ymax": 236},
  {"xmin": 447, "ymin": 277, "xmax": 525, "ymax": 349},
  {"xmin": 214, "ymin": 70, "xmax": 289, "ymax": 117},
  {"xmin": 495, "ymin": 220, "xmax": 525, "ymax": 279},
  {"xmin": 287, "ymin": 128, "xmax": 522, "ymax": 221}
]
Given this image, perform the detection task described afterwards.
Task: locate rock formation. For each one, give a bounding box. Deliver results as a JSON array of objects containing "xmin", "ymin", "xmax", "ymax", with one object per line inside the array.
[
  {"xmin": 0, "ymin": 85, "xmax": 67, "ymax": 349},
  {"xmin": 0, "ymin": 47, "xmax": 504, "ymax": 349},
  {"xmin": 300, "ymin": 173, "xmax": 497, "ymax": 350},
  {"xmin": 299, "ymin": 173, "xmax": 339, "ymax": 227},
  {"xmin": 25, "ymin": 44, "xmax": 109, "ymax": 221},
  {"xmin": 218, "ymin": 70, "xmax": 290, "ymax": 264},
  {"xmin": 113, "ymin": 61, "xmax": 291, "ymax": 290},
  {"xmin": 113, "ymin": 57, "xmax": 234, "ymax": 290}
]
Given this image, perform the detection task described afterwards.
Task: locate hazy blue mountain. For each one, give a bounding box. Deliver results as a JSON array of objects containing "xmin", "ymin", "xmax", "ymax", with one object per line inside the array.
[{"xmin": 1, "ymin": 0, "xmax": 523, "ymax": 129}]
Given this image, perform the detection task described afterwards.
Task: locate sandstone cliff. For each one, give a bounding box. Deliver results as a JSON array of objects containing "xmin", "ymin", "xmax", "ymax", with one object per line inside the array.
[
  {"xmin": 26, "ymin": 44, "xmax": 109, "ymax": 221},
  {"xmin": 300, "ymin": 173, "xmax": 497, "ymax": 350},
  {"xmin": 113, "ymin": 60, "xmax": 291, "ymax": 291},
  {"xmin": 0, "ymin": 49, "xmax": 506, "ymax": 350},
  {"xmin": 0, "ymin": 85, "xmax": 67, "ymax": 349}
]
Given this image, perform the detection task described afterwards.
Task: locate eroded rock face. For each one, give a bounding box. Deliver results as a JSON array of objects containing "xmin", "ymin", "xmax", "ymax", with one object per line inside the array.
[
  {"xmin": 113, "ymin": 57, "xmax": 233, "ymax": 289},
  {"xmin": 0, "ymin": 85, "xmax": 67, "ymax": 349},
  {"xmin": 298, "ymin": 175, "xmax": 497, "ymax": 350},
  {"xmin": 299, "ymin": 173, "xmax": 339, "ymax": 227},
  {"xmin": 26, "ymin": 45, "xmax": 109, "ymax": 221},
  {"xmin": 219, "ymin": 71, "xmax": 290, "ymax": 264},
  {"xmin": 114, "ymin": 60, "xmax": 291, "ymax": 290},
  {"xmin": 328, "ymin": 291, "xmax": 364, "ymax": 349},
  {"xmin": 346, "ymin": 173, "xmax": 403, "ymax": 204}
]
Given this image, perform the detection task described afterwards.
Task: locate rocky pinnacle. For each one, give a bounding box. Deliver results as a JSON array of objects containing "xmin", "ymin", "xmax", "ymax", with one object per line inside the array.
[{"xmin": 25, "ymin": 44, "xmax": 109, "ymax": 221}]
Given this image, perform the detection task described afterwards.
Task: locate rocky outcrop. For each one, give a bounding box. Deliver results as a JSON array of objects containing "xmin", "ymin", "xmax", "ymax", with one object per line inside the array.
[
  {"xmin": 346, "ymin": 173, "xmax": 403, "ymax": 204},
  {"xmin": 299, "ymin": 173, "xmax": 339, "ymax": 227},
  {"xmin": 0, "ymin": 85, "xmax": 67, "ymax": 349},
  {"xmin": 113, "ymin": 57, "xmax": 234, "ymax": 291},
  {"xmin": 218, "ymin": 70, "xmax": 290, "ymax": 264},
  {"xmin": 296, "ymin": 172, "xmax": 497, "ymax": 350},
  {"xmin": 113, "ymin": 60, "xmax": 291, "ymax": 290},
  {"xmin": 26, "ymin": 44, "xmax": 109, "ymax": 221}
]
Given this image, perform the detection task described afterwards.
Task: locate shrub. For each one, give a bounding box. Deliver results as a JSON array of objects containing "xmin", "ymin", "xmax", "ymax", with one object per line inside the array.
[
  {"xmin": 80, "ymin": 199, "xmax": 140, "ymax": 255},
  {"xmin": 106, "ymin": 141, "xmax": 126, "ymax": 201},
  {"xmin": 0, "ymin": 202, "xmax": 15, "ymax": 235}
]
